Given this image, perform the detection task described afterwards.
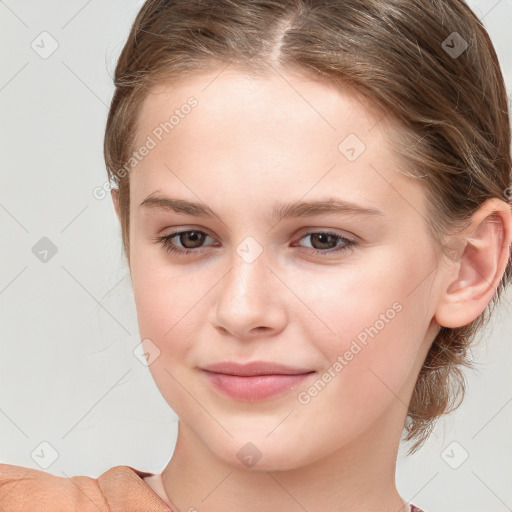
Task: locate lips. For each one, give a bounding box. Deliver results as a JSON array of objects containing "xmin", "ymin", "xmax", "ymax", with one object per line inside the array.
[
  {"xmin": 200, "ymin": 361, "xmax": 316, "ymax": 401},
  {"xmin": 201, "ymin": 360, "xmax": 314, "ymax": 376}
]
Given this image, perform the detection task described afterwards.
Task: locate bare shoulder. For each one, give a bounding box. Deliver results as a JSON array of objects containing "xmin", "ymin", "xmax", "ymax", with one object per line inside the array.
[{"xmin": 0, "ymin": 462, "xmax": 107, "ymax": 511}]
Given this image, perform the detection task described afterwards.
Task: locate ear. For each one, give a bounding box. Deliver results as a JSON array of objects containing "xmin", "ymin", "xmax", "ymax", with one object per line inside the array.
[
  {"xmin": 434, "ymin": 198, "xmax": 512, "ymax": 329},
  {"xmin": 111, "ymin": 188, "xmax": 121, "ymax": 221}
]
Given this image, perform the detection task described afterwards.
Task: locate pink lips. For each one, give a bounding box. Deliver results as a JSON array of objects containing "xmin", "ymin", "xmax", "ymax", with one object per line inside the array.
[{"xmin": 200, "ymin": 361, "xmax": 315, "ymax": 401}]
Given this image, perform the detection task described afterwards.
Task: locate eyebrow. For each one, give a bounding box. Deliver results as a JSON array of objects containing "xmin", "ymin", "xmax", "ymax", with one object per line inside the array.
[{"xmin": 140, "ymin": 194, "xmax": 384, "ymax": 221}]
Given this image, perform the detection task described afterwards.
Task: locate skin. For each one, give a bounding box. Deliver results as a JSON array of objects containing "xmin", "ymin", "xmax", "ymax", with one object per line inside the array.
[{"xmin": 111, "ymin": 66, "xmax": 512, "ymax": 512}]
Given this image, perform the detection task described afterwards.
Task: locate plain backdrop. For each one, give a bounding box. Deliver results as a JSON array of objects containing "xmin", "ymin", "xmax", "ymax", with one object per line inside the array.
[{"xmin": 0, "ymin": 1, "xmax": 511, "ymax": 511}]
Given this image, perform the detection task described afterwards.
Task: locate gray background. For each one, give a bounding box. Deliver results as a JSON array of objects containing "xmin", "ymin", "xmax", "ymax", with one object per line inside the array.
[{"xmin": 0, "ymin": 1, "xmax": 511, "ymax": 511}]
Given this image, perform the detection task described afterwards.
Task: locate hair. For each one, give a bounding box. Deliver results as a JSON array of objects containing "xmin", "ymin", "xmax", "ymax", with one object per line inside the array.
[{"xmin": 103, "ymin": 0, "xmax": 512, "ymax": 454}]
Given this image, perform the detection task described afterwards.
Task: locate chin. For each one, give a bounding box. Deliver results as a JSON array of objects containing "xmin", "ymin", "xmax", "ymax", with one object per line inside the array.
[{"xmin": 207, "ymin": 435, "xmax": 316, "ymax": 472}]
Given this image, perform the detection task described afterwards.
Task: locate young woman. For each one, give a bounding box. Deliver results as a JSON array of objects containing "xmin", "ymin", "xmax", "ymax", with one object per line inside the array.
[{"xmin": 1, "ymin": 0, "xmax": 511, "ymax": 511}]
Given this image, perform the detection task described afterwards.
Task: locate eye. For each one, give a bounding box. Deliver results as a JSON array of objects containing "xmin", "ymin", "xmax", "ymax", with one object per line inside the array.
[
  {"xmin": 152, "ymin": 229, "xmax": 356, "ymax": 257},
  {"xmin": 294, "ymin": 231, "xmax": 356, "ymax": 256},
  {"xmin": 152, "ymin": 229, "xmax": 217, "ymax": 255}
]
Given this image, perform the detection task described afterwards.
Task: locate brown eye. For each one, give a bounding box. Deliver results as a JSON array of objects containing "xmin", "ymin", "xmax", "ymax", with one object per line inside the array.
[
  {"xmin": 295, "ymin": 231, "xmax": 356, "ymax": 256},
  {"xmin": 308, "ymin": 233, "xmax": 339, "ymax": 250},
  {"xmin": 153, "ymin": 229, "xmax": 215, "ymax": 256},
  {"xmin": 178, "ymin": 231, "xmax": 206, "ymax": 249},
  {"xmin": 154, "ymin": 229, "xmax": 356, "ymax": 258}
]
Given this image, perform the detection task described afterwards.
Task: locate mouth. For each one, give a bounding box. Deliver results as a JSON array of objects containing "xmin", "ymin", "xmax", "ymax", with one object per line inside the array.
[
  {"xmin": 200, "ymin": 361, "xmax": 316, "ymax": 401},
  {"xmin": 201, "ymin": 360, "xmax": 314, "ymax": 376}
]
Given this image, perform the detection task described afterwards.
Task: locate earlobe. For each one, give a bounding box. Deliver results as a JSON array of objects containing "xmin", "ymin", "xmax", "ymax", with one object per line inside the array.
[
  {"xmin": 434, "ymin": 198, "xmax": 512, "ymax": 329},
  {"xmin": 111, "ymin": 188, "xmax": 121, "ymax": 221}
]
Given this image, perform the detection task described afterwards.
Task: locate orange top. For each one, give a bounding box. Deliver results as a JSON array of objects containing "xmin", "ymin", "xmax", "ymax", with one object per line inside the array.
[
  {"xmin": 0, "ymin": 462, "xmax": 427, "ymax": 512},
  {"xmin": 0, "ymin": 463, "xmax": 172, "ymax": 511}
]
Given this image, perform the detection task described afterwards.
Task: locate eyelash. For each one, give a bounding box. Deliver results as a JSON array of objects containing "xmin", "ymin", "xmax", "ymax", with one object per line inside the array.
[{"xmin": 152, "ymin": 229, "xmax": 356, "ymax": 257}]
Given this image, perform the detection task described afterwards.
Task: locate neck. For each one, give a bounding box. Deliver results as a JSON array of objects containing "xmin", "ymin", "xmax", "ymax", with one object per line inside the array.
[{"xmin": 159, "ymin": 399, "xmax": 410, "ymax": 512}]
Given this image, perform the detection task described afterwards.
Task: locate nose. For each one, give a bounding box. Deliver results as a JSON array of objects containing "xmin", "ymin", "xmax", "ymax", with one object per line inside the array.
[{"xmin": 211, "ymin": 248, "xmax": 287, "ymax": 340}]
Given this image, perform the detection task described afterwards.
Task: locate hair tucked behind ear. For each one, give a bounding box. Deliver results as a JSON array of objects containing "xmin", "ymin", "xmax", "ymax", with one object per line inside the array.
[{"xmin": 104, "ymin": 0, "xmax": 512, "ymax": 454}]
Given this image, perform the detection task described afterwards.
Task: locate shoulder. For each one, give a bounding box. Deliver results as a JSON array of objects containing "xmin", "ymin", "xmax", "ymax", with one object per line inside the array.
[
  {"xmin": 0, "ymin": 462, "xmax": 108, "ymax": 511},
  {"xmin": 0, "ymin": 462, "xmax": 171, "ymax": 511}
]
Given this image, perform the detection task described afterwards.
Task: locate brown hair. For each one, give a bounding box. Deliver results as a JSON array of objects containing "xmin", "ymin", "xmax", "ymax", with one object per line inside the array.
[{"xmin": 103, "ymin": 0, "xmax": 512, "ymax": 454}]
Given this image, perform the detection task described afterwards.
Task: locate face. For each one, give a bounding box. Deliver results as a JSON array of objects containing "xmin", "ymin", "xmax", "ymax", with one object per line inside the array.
[{"xmin": 124, "ymin": 67, "xmax": 444, "ymax": 470}]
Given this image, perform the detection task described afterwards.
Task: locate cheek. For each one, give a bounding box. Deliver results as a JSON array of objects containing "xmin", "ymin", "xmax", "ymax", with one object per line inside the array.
[
  {"xmin": 131, "ymin": 262, "xmax": 204, "ymax": 408},
  {"xmin": 129, "ymin": 240, "xmax": 205, "ymax": 337},
  {"xmin": 297, "ymin": 242, "xmax": 433, "ymax": 338},
  {"xmin": 129, "ymin": 252, "xmax": 217, "ymax": 407},
  {"xmin": 298, "ymin": 242, "xmax": 435, "ymax": 389},
  {"xmin": 290, "ymin": 280, "xmax": 430, "ymax": 441}
]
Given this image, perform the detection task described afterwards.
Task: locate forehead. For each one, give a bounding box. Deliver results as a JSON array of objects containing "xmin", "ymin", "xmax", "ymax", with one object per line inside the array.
[
  {"xmin": 130, "ymin": 68, "xmax": 427, "ymax": 223},
  {"xmin": 135, "ymin": 67, "xmax": 380, "ymax": 147}
]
